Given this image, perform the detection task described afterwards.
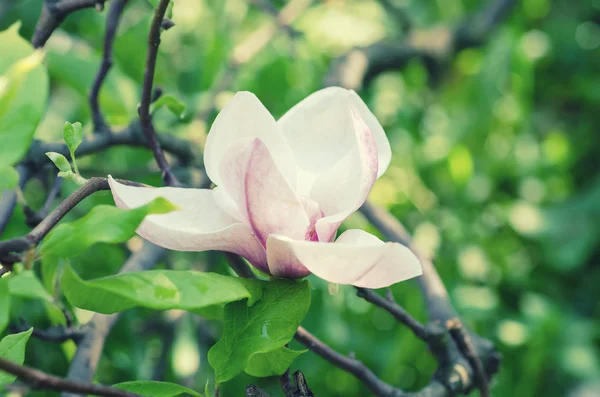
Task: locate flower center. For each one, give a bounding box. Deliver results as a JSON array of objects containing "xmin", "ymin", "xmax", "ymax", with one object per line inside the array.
[{"xmin": 300, "ymin": 196, "xmax": 324, "ymax": 242}]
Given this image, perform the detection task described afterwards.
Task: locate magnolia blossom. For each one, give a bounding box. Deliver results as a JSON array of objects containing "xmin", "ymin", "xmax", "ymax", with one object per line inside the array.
[{"xmin": 109, "ymin": 87, "xmax": 422, "ymax": 288}]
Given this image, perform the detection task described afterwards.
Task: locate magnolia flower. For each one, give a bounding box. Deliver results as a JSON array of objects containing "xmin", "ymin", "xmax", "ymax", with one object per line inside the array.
[{"xmin": 109, "ymin": 87, "xmax": 422, "ymax": 288}]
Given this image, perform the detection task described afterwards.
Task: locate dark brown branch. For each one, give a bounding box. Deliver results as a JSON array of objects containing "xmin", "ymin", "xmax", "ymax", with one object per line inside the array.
[
  {"xmin": 447, "ymin": 319, "xmax": 490, "ymax": 397},
  {"xmin": 294, "ymin": 327, "xmax": 402, "ymax": 397},
  {"xmin": 359, "ymin": 201, "xmax": 456, "ymax": 323},
  {"xmin": 89, "ymin": 0, "xmax": 128, "ymax": 133},
  {"xmin": 245, "ymin": 385, "xmax": 272, "ymax": 397},
  {"xmin": 11, "ymin": 322, "xmax": 84, "ymax": 344},
  {"xmin": 355, "ymin": 287, "xmax": 427, "ymax": 340},
  {"xmin": 0, "ymin": 356, "xmax": 141, "ymax": 397},
  {"xmin": 0, "ymin": 177, "xmax": 141, "ymax": 264},
  {"xmin": 27, "ymin": 121, "xmax": 195, "ymax": 168},
  {"xmin": 138, "ymin": 0, "xmax": 180, "ymax": 187},
  {"xmin": 359, "ymin": 201, "xmax": 502, "ymax": 395},
  {"xmin": 32, "ymin": 0, "xmax": 106, "ymax": 48},
  {"xmin": 0, "ymin": 123, "xmax": 193, "ymax": 242}
]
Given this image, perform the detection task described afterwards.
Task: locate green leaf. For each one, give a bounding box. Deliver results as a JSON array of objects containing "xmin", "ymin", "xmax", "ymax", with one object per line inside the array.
[
  {"xmin": 208, "ymin": 280, "xmax": 311, "ymax": 383},
  {"xmin": 245, "ymin": 347, "xmax": 307, "ymax": 378},
  {"xmin": 114, "ymin": 381, "xmax": 202, "ymax": 397},
  {"xmin": 62, "ymin": 265, "xmax": 263, "ymax": 315},
  {"xmin": 150, "ymin": 94, "xmax": 186, "ymax": 119},
  {"xmin": 0, "ymin": 277, "xmax": 9, "ymax": 334},
  {"xmin": 0, "ymin": 328, "xmax": 33, "ymax": 385},
  {"xmin": 41, "ymin": 255, "xmax": 64, "ymax": 295},
  {"xmin": 8, "ymin": 270, "xmax": 53, "ymax": 302},
  {"xmin": 0, "ymin": 167, "xmax": 19, "ymax": 196},
  {"xmin": 40, "ymin": 197, "xmax": 177, "ymax": 259},
  {"xmin": 63, "ymin": 121, "xmax": 83, "ymax": 155},
  {"xmin": 0, "ymin": 23, "xmax": 48, "ymax": 168},
  {"xmin": 45, "ymin": 152, "xmax": 72, "ymax": 173}
]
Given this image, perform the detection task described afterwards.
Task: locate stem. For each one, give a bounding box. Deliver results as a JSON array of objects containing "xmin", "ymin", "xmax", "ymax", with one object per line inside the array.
[
  {"xmin": 89, "ymin": 0, "xmax": 128, "ymax": 133},
  {"xmin": 138, "ymin": 0, "xmax": 179, "ymax": 187},
  {"xmin": 0, "ymin": 357, "xmax": 142, "ymax": 397},
  {"xmin": 355, "ymin": 287, "xmax": 427, "ymax": 340}
]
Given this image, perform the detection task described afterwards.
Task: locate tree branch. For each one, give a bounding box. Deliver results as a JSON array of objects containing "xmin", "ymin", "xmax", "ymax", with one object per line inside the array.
[
  {"xmin": 89, "ymin": 0, "xmax": 128, "ymax": 133},
  {"xmin": 138, "ymin": 0, "xmax": 179, "ymax": 187},
  {"xmin": 447, "ymin": 319, "xmax": 490, "ymax": 397},
  {"xmin": 355, "ymin": 287, "xmax": 427, "ymax": 340},
  {"xmin": 294, "ymin": 326, "xmax": 402, "ymax": 397},
  {"xmin": 32, "ymin": 0, "xmax": 106, "ymax": 48},
  {"xmin": 10, "ymin": 322, "xmax": 84, "ymax": 344},
  {"xmin": 0, "ymin": 177, "xmax": 142, "ymax": 265},
  {"xmin": 0, "ymin": 357, "xmax": 142, "ymax": 397}
]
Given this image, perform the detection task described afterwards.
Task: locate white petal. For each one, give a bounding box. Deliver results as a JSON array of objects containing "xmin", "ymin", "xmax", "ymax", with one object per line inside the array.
[
  {"xmin": 279, "ymin": 87, "xmax": 390, "ymax": 195},
  {"xmin": 310, "ymin": 107, "xmax": 379, "ymax": 242},
  {"xmin": 108, "ymin": 176, "xmax": 267, "ymax": 270},
  {"xmin": 348, "ymin": 90, "xmax": 391, "ymax": 178},
  {"xmin": 204, "ymin": 91, "xmax": 297, "ymax": 190},
  {"xmin": 266, "ymin": 229, "xmax": 422, "ymax": 288},
  {"xmin": 217, "ymin": 139, "xmax": 309, "ymax": 245}
]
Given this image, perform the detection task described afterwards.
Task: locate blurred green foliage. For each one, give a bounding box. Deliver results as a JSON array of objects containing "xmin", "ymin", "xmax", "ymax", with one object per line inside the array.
[{"xmin": 0, "ymin": 0, "xmax": 599, "ymax": 396}]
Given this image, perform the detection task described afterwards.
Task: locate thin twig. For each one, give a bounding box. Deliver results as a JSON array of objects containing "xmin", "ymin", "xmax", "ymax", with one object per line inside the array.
[
  {"xmin": 294, "ymin": 326, "xmax": 401, "ymax": 397},
  {"xmin": 355, "ymin": 287, "xmax": 427, "ymax": 340},
  {"xmin": 447, "ymin": 319, "xmax": 490, "ymax": 397},
  {"xmin": 0, "ymin": 357, "xmax": 142, "ymax": 397},
  {"xmin": 10, "ymin": 322, "xmax": 84, "ymax": 344},
  {"xmin": 0, "ymin": 177, "xmax": 142, "ymax": 264},
  {"xmin": 32, "ymin": 0, "xmax": 106, "ymax": 48},
  {"xmin": 138, "ymin": 0, "xmax": 180, "ymax": 187},
  {"xmin": 245, "ymin": 385, "xmax": 271, "ymax": 397},
  {"xmin": 89, "ymin": 0, "xmax": 129, "ymax": 133}
]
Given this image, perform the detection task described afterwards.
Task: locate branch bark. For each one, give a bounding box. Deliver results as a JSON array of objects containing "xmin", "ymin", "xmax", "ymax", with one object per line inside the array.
[
  {"xmin": 0, "ymin": 357, "xmax": 141, "ymax": 397},
  {"xmin": 355, "ymin": 287, "xmax": 427, "ymax": 340},
  {"xmin": 138, "ymin": 0, "xmax": 179, "ymax": 187},
  {"xmin": 89, "ymin": 0, "xmax": 128, "ymax": 133},
  {"xmin": 32, "ymin": 0, "xmax": 106, "ymax": 48},
  {"xmin": 0, "ymin": 177, "xmax": 142, "ymax": 265}
]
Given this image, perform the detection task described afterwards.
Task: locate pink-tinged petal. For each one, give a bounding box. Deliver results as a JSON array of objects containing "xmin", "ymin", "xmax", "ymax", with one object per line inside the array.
[
  {"xmin": 218, "ymin": 139, "xmax": 309, "ymax": 246},
  {"xmin": 310, "ymin": 108, "xmax": 379, "ymax": 242},
  {"xmin": 108, "ymin": 176, "xmax": 267, "ymax": 271},
  {"xmin": 348, "ymin": 90, "xmax": 391, "ymax": 178},
  {"xmin": 266, "ymin": 230, "xmax": 422, "ymax": 287},
  {"xmin": 204, "ymin": 92, "xmax": 297, "ymax": 190},
  {"xmin": 279, "ymin": 87, "xmax": 390, "ymax": 195}
]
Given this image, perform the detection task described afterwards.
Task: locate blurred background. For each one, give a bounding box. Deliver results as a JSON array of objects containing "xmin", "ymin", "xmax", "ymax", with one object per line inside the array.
[{"xmin": 1, "ymin": 0, "xmax": 599, "ymax": 396}]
